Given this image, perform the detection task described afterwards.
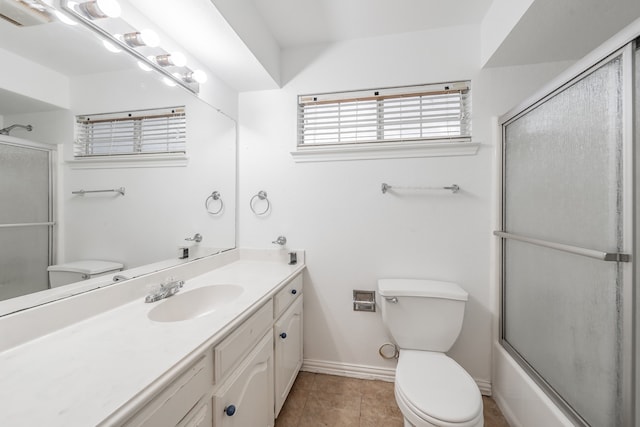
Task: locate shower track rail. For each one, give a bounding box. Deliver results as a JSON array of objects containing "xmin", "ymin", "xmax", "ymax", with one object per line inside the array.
[
  {"xmin": 493, "ymin": 231, "xmax": 631, "ymax": 262},
  {"xmin": 0, "ymin": 222, "xmax": 55, "ymax": 228}
]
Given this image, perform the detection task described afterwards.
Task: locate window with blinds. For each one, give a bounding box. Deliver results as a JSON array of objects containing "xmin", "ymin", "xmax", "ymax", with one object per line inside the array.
[
  {"xmin": 74, "ymin": 106, "xmax": 186, "ymax": 158},
  {"xmin": 297, "ymin": 82, "xmax": 471, "ymax": 147}
]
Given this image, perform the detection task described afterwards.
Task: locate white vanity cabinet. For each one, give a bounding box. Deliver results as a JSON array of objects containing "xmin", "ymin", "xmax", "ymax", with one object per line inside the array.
[
  {"xmin": 213, "ymin": 333, "xmax": 274, "ymax": 427},
  {"xmin": 120, "ymin": 272, "xmax": 304, "ymax": 427},
  {"xmin": 273, "ymin": 274, "xmax": 304, "ymax": 417}
]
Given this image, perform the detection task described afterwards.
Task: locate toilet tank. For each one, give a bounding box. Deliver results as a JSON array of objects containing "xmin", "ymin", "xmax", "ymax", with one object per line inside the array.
[
  {"xmin": 377, "ymin": 279, "xmax": 468, "ymax": 352},
  {"xmin": 47, "ymin": 260, "xmax": 124, "ymax": 288}
]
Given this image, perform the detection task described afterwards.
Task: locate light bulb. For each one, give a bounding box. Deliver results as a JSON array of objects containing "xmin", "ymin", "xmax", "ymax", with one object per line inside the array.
[
  {"xmin": 154, "ymin": 52, "xmax": 187, "ymax": 67},
  {"xmin": 54, "ymin": 10, "xmax": 77, "ymax": 25},
  {"xmin": 124, "ymin": 29, "xmax": 160, "ymax": 47},
  {"xmin": 170, "ymin": 52, "xmax": 187, "ymax": 67},
  {"xmin": 102, "ymin": 40, "xmax": 121, "ymax": 53},
  {"xmin": 137, "ymin": 61, "xmax": 152, "ymax": 71},
  {"xmin": 162, "ymin": 77, "xmax": 177, "ymax": 87},
  {"xmin": 192, "ymin": 70, "xmax": 207, "ymax": 84},
  {"xmin": 96, "ymin": 0, "xmax": 120, "ymax": 18},
  {"xmin": 139, "ymin": 29, "xmax": 159, "ymax": 47},
  {"xmin": 79, "ymin": 0, "xmax": 120, "ymax": 19}
]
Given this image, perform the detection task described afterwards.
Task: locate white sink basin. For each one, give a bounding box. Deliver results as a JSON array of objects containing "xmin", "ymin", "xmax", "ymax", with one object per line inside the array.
[{"xmin": 147, "ymin": 284, "xmax": 244, "ymax": 322}]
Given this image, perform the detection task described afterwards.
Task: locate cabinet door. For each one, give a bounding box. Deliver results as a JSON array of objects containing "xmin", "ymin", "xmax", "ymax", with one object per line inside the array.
[
  {"xmin": 213, "ymin": 333, "xmax": 274, "ymax": 427},
  {"xmin": 176, "ymin": 398, "xmax": 212, "ymax": 427},
  {"xmin": 274, "ymin": 296, "xmax": 303, "ymax": 417}
]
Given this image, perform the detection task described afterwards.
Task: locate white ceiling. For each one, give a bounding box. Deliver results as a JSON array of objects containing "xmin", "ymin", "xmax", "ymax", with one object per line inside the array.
[
  {"xmin": 484, "ymin": 0, "xmax": 640, "ymax": 67},
  {"xmin": 250, "ymin": 0, "xmax": 494, "ymax": 48}
]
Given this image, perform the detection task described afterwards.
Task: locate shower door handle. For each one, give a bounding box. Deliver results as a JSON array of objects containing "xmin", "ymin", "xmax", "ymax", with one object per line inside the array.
[
  {"xmin": 493, "ymin": 231, "xmax": 631, "ymax": 262},
  {"xmin": 0, "ymin": 222, "xmax": 55, "ymax": 228}
]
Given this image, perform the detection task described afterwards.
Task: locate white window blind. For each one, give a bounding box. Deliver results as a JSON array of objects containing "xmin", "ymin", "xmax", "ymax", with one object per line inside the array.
[
  {"xmin": 74, "ymin": 106, "xmax": 186, "ymax": 158},
  {"xmin": 297, "ymin": 82, "xmax": 471, "ymax": 147}
]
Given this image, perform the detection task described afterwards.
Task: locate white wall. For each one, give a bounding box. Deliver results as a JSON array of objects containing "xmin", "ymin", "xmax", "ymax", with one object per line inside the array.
[{"xmin": 238, "ymin": 24, "xmax": 572, "ymax": 389}]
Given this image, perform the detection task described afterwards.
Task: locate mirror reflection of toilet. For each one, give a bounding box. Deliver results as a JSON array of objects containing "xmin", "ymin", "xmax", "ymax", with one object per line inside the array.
[
  {"xmin": 47, "ymin": 260, "xmax": 124, "ymax": 288},
  {"xmin": 378, "ymin": 279, "xmax": 484, "ymax": 427}
]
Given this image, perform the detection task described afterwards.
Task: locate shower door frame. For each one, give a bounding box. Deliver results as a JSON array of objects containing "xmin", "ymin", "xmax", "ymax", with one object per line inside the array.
[
  {"xmin": 495, "ymin": 40, "xmax": 637, "ymax": 426},
  {"xmin": 0, "ymin": 135, "xmax": 57, "ymax": 289}
]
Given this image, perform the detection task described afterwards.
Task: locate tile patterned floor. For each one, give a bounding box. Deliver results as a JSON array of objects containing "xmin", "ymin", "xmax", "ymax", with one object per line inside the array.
[{"xmin": 276, "ymin": 372, "xmax": 510, "ymax": 427}]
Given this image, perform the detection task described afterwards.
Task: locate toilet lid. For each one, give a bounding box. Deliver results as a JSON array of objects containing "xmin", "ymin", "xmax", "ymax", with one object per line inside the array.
[
  {"xmin": 396, "ymin": 350, "xmax": 482, "ymax": 424},
  {"xmin": 47, "ymin": 260, "xmax": 124, "ymax": 275}
]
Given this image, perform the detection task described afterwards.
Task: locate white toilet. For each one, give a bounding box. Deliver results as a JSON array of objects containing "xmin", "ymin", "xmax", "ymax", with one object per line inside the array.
[
  {"xmin": 378, "ymin": 278, "xmax": 483, "ymax": 427},
  {"xmin": 47, "ymin": 260, "xmax": 124, "ymax": 288}
]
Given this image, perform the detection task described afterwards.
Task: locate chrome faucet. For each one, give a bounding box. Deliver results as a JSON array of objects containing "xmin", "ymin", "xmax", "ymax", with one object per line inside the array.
[
  {"xmin": 145, "ymin": 279, "xmax": 185, "ymax": 303},
  {"xmin": 185, "ymin": 233, "xmax": 203, "ymax": 243},
  {"xmin": 272, "ymin": 235, "xmax": 287, "ymax": 246}
]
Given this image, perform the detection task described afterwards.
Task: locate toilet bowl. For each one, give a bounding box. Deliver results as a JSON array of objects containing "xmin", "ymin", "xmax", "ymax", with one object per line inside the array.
[
  {"xmin": 47, "ymin": 260, "xmax": 124, "ymax": 288},
  {"xmin": 378, "ymin": 279, "xmax": 483, "ymax": 427},
  {"xmin": 395, "ymin": 351, "xmax": 483, "ymax": 427}
]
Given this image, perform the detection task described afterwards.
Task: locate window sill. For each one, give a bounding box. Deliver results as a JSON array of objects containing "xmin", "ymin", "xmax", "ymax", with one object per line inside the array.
[
  {"xmin": 66, "ymin": 153, "xmax": 189, "ymax": 169},
  {"xmin": 290, "ymin": 141, "xmax": 481, "ymax": 163}
]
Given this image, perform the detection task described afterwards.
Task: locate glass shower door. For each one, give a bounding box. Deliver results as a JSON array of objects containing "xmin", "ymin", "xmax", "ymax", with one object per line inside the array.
[
  {"xmin": 0, "ymin": 142, "xmax": 53, "ymax": 300},
  {"xmin": 499, "ymin": 48, "xmax": 632, "ymax": 426}
]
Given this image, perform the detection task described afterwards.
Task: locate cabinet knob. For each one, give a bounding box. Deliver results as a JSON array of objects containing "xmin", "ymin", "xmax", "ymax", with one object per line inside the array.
[
  {"xmin": 280, "ymin": 332, "xmax": 287, "ymax": 339},
  {"xmin": 224, "ymin": 405, "xmax": 236, "ymax": 416},
  {"xmin": 291, "ymin": 289, "xmax": 297, "ymax": 295}
]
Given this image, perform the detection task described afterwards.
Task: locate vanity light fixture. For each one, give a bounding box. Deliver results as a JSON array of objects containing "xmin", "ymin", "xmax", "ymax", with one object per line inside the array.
[
  {"xmin": 182, "ymin": 70, "xmax": 208, "ymax": 84},
  {"xmin": 59, "ymin": 0, "xmax": 204, "ymax": 94},
  {"xmin": 122, "ymin": 29, "xmax": 159, "ymax": 48},
  {"xmin": 77, "ymin": 0, "xmax": 120, "ymax": 19},
  {"xmin": 154, "ymin": 52, "xmax": 187, "ymax": 68}
]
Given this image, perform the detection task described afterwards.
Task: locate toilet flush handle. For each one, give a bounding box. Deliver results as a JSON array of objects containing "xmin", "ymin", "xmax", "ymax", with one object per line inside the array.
[{"xmin": 384, "ymin": 296, "xmax": 398, "ymax": 304}]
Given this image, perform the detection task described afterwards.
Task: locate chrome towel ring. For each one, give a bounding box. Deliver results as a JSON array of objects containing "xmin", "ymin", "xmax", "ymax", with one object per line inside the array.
[
  {"xmin": 250, "ymin": 190, "xmax": 270, "ymax": 215},
  {"xmin": 205, "ymin": 191, "xmax": 224, "ymax": 215}
]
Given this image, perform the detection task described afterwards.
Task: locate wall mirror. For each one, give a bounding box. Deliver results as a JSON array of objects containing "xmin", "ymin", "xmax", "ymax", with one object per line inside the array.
[{"xmin": 0, "ymin": 0, "xmax": 237, "ymax": 316}]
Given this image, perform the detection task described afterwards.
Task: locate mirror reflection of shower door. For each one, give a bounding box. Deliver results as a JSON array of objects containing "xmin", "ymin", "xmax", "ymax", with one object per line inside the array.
[
  {"xmin": 0, "ymin": 141, "xmax": 54, "ymax": 300},
  {"xmin": 499, "ymin": 45, "xmax": 634, "ymax": 427}
]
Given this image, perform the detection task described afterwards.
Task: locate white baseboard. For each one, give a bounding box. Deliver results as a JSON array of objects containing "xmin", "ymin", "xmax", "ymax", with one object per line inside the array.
[
  {"xmin": 302, "ymin": 358, "xmax": 492, "ymax": 396},
  {"xmin": 476, "ymin": 379, "xmax": 492, "ymax": 396},
  {"xmin": 302, "ymin": 359, "xmax": 396, "ymax": 382}
]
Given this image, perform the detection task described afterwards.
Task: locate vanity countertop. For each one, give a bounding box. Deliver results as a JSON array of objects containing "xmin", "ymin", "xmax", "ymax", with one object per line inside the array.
[{"xmin": 0, "ymin": 251, "xmax": 305, "ymax": 427}]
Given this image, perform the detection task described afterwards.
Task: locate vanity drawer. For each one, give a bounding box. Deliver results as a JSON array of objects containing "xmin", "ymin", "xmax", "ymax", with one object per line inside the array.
[
  {"xmin": 214, "ymin": 301, "xmax": 273, "ymax": 384},
  {"xmin": 124, "ymin": 350, "xmax": 213, "ymax": 427},
  {"xmin": 274, "ymin": 274, "xmax": 303, "ymax": 319}
]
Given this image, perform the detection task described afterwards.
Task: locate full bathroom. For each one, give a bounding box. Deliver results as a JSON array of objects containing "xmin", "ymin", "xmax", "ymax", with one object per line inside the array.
[{"xmin": 1, "ymin": 0, "xmax": 639, "ymax": 426}]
